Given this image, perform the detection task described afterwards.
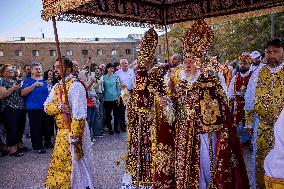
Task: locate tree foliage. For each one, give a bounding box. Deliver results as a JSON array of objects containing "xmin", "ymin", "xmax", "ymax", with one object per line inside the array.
[{"xmin": 160, "ymin": 13, "xmax": 284, "ymax": 62}]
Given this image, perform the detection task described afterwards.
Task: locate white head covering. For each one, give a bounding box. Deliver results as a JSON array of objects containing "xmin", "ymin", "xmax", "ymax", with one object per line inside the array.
[{"xmin": 250, "ymin": 51, "xmax": 261, "ymax": 59}]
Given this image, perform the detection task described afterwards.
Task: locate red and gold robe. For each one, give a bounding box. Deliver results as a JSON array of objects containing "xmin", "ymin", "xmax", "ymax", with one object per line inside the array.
[
  {"xmin": 125, "ymin": 66, "xmax": 153, "ymax": 186},
  {"xmin": 148, "ymin": 64, "xmax": 175, "ymax": 189},
  {"xmin": 168, "ymin": 69, "xmax": 249, "ymax": 189},
  {"xmin": 234, "ymin": 71, "xmax": 252, "ymax": 125}
]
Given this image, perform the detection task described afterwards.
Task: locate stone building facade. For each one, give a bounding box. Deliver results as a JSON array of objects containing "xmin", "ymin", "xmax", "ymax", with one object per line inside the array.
[{"xmin": 0, "ymin": 37, "xmax": 140, "ymax": 70}]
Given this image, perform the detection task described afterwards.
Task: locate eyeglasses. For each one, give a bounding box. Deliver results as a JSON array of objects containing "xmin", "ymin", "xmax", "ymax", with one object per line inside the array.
[{"xmin": 4, "ymin": 69, "xmax": 13, "ymax": 73}]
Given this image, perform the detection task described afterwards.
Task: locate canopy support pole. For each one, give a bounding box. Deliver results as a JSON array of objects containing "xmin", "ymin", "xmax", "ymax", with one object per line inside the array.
[
  {"xmin": 52, "ymin": 16, "xmax": 69, "ymax": 105},
  {"xmin": 165, "ymin": 25, "xmax": 170, "ymax": 63}
]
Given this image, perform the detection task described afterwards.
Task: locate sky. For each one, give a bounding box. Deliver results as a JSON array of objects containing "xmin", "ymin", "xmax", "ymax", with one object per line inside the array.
[{"xmin": 0, "ymin": 0, "xmax": 156, "ymax": 39}]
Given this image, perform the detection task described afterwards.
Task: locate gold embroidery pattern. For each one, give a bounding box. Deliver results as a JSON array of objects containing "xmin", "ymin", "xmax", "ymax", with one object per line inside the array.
[
  {"xmin": 254, "ymin": 66, "xmax": 284, "ymax": 188},
  {"xmin": 155, "ymin": 143, "xmax": 174, "ymax": 176},
  {"xmin": 44, "ymin": 78, "xmax": 77, "ymax": 189},
  {"xmin": 200, "ymin": 90, "xmax": 221, "ymax": 125}
]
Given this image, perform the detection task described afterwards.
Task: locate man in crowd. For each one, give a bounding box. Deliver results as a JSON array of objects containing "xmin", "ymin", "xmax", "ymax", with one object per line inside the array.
[
  {"xmin": 22, "ymin": 64, "xmax": 31, "ymax": 80},
  {"xmin": 228, "ymin": 52, "xmax": 253, "ymax": 147},
  {"xmin": 250, "ymin": 51, "xmax": 264, "ymax": 73},
  {"xmin": 44, "ymin": 58, "xmax": 94, "ymax": 189},
  {"xmin": 245, "ymin": 39, "xmax": 284, "ymax": 189},
  {"xmin": 115, "ymin": 59, "xmax": 135, "ymax": 132},
  {"xmin": 99, "ymin": 64, "xmax": 106, "ymax": 74},
  {"xmin": 72, "ymin": 61, "xmax": 80, "ymax": 78},
  {"xmin": 94, "ymin": 66, "xmax": 104, "ymax": 134}
]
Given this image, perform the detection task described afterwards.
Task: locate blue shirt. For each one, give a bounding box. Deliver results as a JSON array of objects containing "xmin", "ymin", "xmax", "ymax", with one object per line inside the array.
[
  {"xmin": 22, "ymin": 78, "xmax": 49, "ymax": 110},
  {"xmin": 103, "ymin": 74, "xmax": 120, "ymax": 101}
]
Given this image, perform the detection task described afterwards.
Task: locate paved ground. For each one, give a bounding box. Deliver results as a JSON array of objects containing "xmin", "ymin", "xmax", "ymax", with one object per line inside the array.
[
  {"xmin": 0, "ymin": 133, "xmax": 253, "ymax": 189},
  {"xmin": 0, "ymin": 133, "xmax": 127, "ymax": 189}
]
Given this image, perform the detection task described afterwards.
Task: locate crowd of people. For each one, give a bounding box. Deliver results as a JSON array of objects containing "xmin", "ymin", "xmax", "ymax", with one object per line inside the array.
[
  {"xmin": 0, "ymin": 25, "xmax": 283, "ymax": 189},
  {"xmin": 0, "ymin": 57, "xmax": 135, "ymax": 158}
]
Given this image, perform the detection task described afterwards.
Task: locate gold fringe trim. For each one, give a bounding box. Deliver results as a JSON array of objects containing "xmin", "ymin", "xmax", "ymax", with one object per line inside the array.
[
  {"xmin": 56, "ymin": 13, "xmax": 164, "ymax": 29},
  {"xmin": 41, "ymin": 0, "xmax": 92, "ymax": 21},
  {"xmin": 204, "ymin": 5, "xmax": 284, "ymax": 25},
  {"xmin": 42, "ymin": 1, "xmax": 284, "ymax": 28}
]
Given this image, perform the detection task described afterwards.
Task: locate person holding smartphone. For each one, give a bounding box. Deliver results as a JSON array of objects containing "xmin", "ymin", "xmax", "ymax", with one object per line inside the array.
[{"xmin": 0, "ymin": 64, "xmax": 26, "ymax": 157}]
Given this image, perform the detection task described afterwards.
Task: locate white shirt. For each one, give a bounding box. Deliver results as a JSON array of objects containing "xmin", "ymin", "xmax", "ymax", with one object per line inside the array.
[
  {"xmin": 264, "ymin": 108, "xmax": 284, "ymax": 178},
  {"xmin": 115, "ymin": 68, "xmax": 135, "ymax": 90},
  {"xmin": 250, "ymin": 63, "xmax": 264, "ymax": 73}
]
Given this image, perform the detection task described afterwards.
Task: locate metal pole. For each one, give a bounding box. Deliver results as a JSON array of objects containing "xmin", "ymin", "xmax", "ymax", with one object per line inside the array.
[
  {"xmin": 271, "ymin": 13, "xmax": 275, "ymax": 39},
  {"xmin": 52, "ymin": 16, "xmax": 69, "ymax": 105}
]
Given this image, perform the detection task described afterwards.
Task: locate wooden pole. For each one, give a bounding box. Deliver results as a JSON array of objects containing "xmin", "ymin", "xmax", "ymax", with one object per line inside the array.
[
  {"xmin": 162, "ymin": 6, "xmax": 170, "ymax": 63},
  {"xmin": 136, "ymin": 115, "xmax": 142, "ymax": 189},
  {"xmin": 271, "ymin": 13, "xmax": 275, "ymax": 39},
  {"xmin": 52, "ymin": 16, "xmax": 69, "ymax": 105},
  {"xmin": 165, "ymin": 25, "xmax": 170, "ymax": 63}
]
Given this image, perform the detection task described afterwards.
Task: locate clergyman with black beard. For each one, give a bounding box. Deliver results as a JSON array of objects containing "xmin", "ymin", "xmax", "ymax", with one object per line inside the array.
[{"xmin": 244, "ymin": 38, "xmax": 284, "ymax": 189}]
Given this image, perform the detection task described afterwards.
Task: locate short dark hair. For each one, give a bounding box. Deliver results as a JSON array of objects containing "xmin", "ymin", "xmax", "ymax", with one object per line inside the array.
[
  {"xmin": 106, "ymin": 63, "xmax": 114, "ymax": 69},
  {"xmin": 113, "ymin": 62, "xmax": 120, "ymax": 67},
  {"xmin": 62, "ymin": 58, "xmax": 73, "ymax": 72},
  {"xmin": 23, "ymin": 64, "xmax": 30, "ymax": 69},
  {"xmin": 43, "ymin": 69, "xmax": 53, "ymax": 80},
  {"xmin": 90, "ymin": 63, "xmax": 97, "ymax": 68},
  {"xmin": 265, "ymin": 39, "xmax": 284, "ymax": 49}
]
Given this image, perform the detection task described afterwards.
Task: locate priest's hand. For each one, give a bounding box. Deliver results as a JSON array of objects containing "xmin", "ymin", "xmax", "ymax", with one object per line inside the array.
[
  {"xmin": 71, "ymin": 140, "xmax": 83, "ymax": 161},
  {"xmin": 61, "ymin": 103, "xmax": 71, "ymax": 114},
  {"xmin": 74, "ymin": 146, "xmax": 83, "ymax": 161},
  {"xmin": 159, "ymin": 96, "xmax": 172, "ymax": 108}
]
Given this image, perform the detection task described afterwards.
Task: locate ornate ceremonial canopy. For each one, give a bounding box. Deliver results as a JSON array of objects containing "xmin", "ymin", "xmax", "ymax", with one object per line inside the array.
[{"xmin": 42, "ymin": 0, "xmax": 284, "ymax": 26}]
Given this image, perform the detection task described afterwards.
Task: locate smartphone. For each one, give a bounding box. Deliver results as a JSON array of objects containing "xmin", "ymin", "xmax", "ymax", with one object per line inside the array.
[{"xmin": 16, "ymin": 79, "xmax": 22, "ymax": 85}]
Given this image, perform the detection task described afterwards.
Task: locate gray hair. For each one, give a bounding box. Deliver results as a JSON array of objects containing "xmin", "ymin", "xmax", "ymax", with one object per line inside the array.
[
  {"xmin": 171, "ymin": 53, "xmax": 182, "ymax": 62},
  {"xmin": 30, "ymin": 61, "xmax": 42, "ymax": 68}
]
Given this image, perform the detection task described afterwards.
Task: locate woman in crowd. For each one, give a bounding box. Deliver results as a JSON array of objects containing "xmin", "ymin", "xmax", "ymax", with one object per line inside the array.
[
  {"xmin": 0, "ymin": 64, "xmax": 26, "ymax": 157},
  {"xmin": 44, "ymin": 70, "xmax": 54, "ymax": 93},
  {"xmin": 103, "ymin": 63, "xmax": 120, "ymax": 135},
  {"xmin": 21, "ymin": 62, "xmax": 51, "ymax": 154},
  {"xmin": 43, "ymin": 69, "xmax": 56, "ymax": 137}
]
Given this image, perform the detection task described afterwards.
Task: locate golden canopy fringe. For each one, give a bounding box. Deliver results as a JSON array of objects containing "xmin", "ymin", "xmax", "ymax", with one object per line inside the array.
[
  {"xmin": 42, "ymin": 0, "xmax": 284, "ymax": 28},
  {"xmin": 41, "ymin": 0, "xmax": 91, "ymax": 21},
  {"xmin": 204, "ymin": 5, "xmax": 284, "ymax": 25}
]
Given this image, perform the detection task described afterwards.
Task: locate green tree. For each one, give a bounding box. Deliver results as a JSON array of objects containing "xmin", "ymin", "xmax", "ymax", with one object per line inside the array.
[{"xmin": 161, "ymin": 13, "xmax": 284, "ymax": 62}]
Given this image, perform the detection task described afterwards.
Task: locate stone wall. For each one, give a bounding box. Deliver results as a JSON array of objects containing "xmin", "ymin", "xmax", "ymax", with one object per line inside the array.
[{"xmin": 0, "ymin": 42, "xmax": 139, "ymax": 70}]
